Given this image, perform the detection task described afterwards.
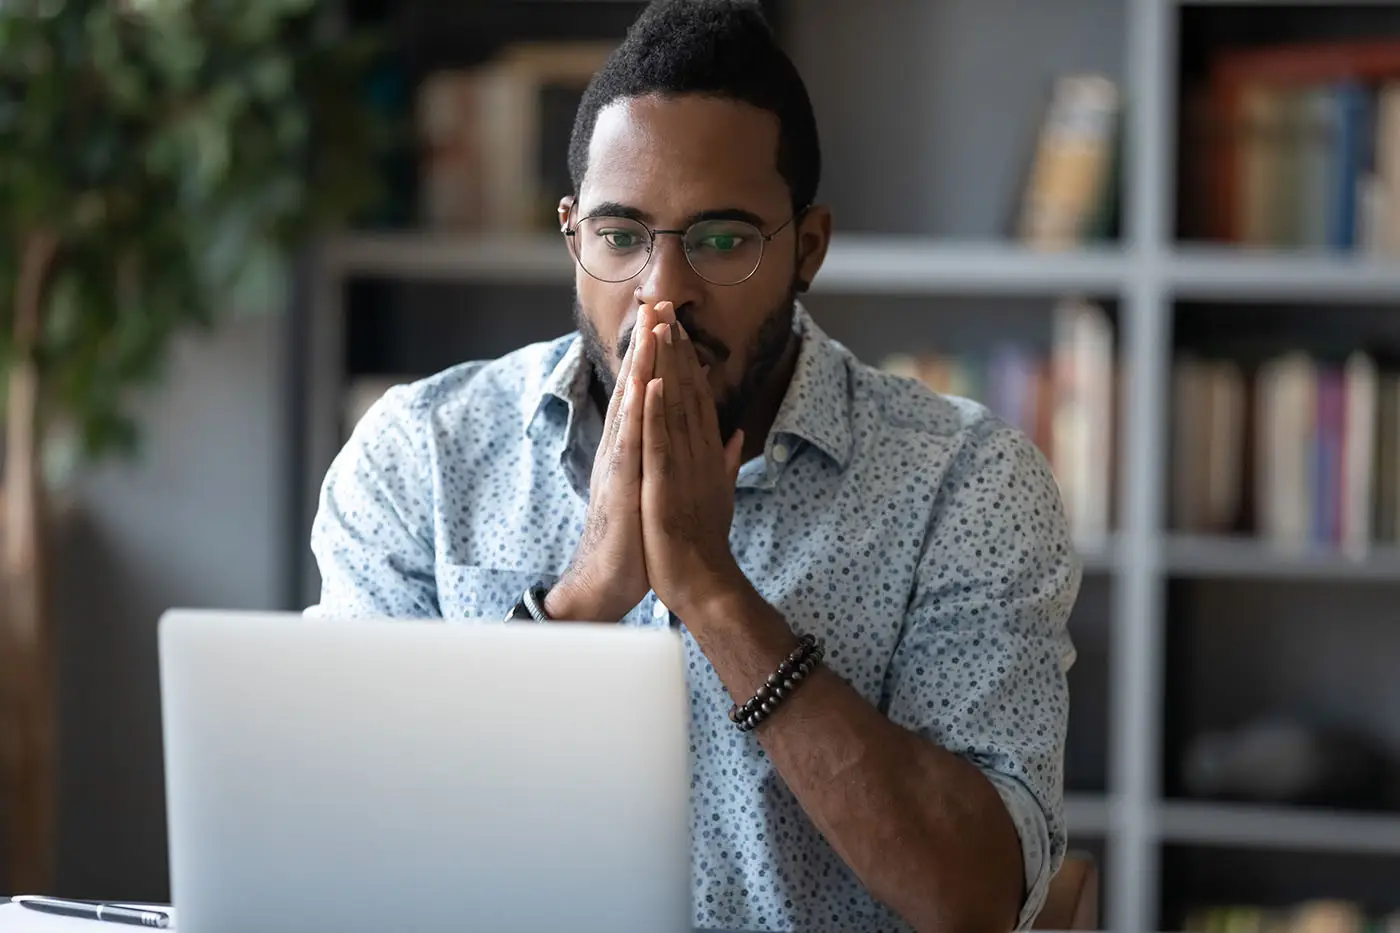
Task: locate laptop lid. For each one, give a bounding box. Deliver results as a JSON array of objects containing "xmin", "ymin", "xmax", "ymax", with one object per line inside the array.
[{"xmin": 157, "ymin": 610, "xmax": 692, "ymax": 933}]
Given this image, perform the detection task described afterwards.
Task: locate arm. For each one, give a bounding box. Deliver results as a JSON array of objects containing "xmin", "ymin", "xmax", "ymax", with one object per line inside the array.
[
  {"xmin": 683, "ymin": 588, "xmax": 1036, "ymax": 933},
  {"xmin": 688, "ymin": 423, "xmax": 1077, "ymax": 931},
  {"xmin": 637, "ymin": 318, "xmax": 1078, "ymax": 931},
  {"xmin": 306, "ymin": 385, "xmax": 441, "ymax": 618}
]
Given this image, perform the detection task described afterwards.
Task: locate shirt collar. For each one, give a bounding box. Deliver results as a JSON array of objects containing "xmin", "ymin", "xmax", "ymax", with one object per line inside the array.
[
  {"xmin": 523, "ymin": 334, "xmax": 591, "ymax": 436},
  {"xmin": 766, "ymin": 301, "xmax": 852, "ymax": 469},
  {"xmin": 523, "ymin": 301, "xmax": 853, "ymax": 470}
]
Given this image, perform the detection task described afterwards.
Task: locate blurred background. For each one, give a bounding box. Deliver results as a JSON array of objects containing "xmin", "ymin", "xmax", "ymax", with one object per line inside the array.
[{"xmin": 3, "ymin": 1, "xmax": 1400, "ymax": 931}]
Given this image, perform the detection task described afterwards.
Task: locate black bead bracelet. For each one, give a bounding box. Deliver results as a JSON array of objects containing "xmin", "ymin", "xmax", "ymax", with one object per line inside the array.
[{"xmin": 729, "ymin": 633, "xmax": 825, "ymax": 732}]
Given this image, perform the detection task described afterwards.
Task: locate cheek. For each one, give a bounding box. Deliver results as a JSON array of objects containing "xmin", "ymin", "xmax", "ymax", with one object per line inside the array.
[
  {"xmin": 710, "ymin": 282, "xmax": 782, "ymax": 362},
  {"xmin": 578, "ymin": 278, "xmax": 633, "ymax": 358}
]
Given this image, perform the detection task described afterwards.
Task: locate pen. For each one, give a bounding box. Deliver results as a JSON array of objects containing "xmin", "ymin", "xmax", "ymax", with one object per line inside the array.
[{"xmin": 13, "ymin": 895, "xmax": 171, "ymax": 928}]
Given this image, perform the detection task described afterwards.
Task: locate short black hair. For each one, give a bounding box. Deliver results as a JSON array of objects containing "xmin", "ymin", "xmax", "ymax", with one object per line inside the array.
[{"xmin": 567, "ymin": 0, "xmax": 820, "ymax": 213}]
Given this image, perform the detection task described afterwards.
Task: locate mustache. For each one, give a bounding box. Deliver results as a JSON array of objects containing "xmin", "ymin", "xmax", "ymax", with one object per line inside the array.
[{"xmin": 616, "ymin": 311, "xmax": 732, "ymax": 364}]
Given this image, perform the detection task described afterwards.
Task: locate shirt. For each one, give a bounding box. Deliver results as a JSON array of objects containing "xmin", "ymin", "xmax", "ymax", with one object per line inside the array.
[{"xmin": 308, "ymin": 301, "xmax": 1081, "ymax": 932}]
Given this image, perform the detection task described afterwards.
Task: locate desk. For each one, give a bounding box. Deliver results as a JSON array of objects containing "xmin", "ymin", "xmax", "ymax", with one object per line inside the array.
[
  {"xmin": 1, "ymin": 901, "xmax": 1101, "ymax": 932},
  {"xmin": 0, "ymin": 900, "xmax": 764, "ymax": 933}
]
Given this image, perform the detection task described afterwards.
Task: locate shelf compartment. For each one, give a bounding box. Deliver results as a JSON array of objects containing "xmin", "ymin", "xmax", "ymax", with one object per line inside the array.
[{"xmin": 1160, "ymin": 843, "xmax": 1400, "ymax": 933}]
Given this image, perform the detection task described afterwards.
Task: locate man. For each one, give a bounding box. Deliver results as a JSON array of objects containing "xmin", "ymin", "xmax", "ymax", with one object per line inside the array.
[{"xmin": 309, "ymin": 1, "xmax": 1080, "ymax": 930}]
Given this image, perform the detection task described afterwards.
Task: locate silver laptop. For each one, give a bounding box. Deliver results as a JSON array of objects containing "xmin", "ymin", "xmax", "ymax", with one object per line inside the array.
[{"xmin": 157, "ymin": 609, "xmax": 692, "ymax": 933}]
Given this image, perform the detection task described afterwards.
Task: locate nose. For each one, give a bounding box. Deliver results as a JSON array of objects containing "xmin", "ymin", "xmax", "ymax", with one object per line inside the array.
[{"xmin": 636, "ymin": 232, "xmax": 703, "ymax": 311}]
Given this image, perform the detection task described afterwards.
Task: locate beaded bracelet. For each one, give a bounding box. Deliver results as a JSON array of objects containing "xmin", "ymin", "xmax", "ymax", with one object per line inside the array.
[{"xmin": 728, "ymin": 634, "xmax": 825, "ymax": 733}]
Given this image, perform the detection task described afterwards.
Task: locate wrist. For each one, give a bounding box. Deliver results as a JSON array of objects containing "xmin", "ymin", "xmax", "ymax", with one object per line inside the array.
[
  {"xmin": 675, "ymin": 568, "xmax": 762, "ymax": 632},
  {"xmin": 544, "ymin": 571, "xmax": 614, "ymax": 622}
]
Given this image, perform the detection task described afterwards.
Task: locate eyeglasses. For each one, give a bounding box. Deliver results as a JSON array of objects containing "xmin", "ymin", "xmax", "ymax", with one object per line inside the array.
[{"xmin": 563, "ymin": 208, "xmax": 806, "ymax": 286}]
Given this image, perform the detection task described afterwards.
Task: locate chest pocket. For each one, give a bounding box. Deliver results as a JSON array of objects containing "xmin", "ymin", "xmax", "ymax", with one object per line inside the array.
[{"xmin": 435, "ymin": 564, "xmax": 561, "ymax": 621}]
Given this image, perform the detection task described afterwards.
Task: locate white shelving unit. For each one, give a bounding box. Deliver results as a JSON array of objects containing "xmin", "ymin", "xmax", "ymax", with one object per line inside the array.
[
  {"xmin": 294, "ymin": 2, "xmax": 1400, "ymax": 930},
  {"xmin": 1158, "ymin": 801, "xmax": 1400, "ymax": 856}
]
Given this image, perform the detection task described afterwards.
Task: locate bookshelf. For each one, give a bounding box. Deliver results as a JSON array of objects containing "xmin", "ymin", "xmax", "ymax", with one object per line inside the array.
[{"xmin": 290, "ymin": 1, "xmax": 1400, "ymax": 931}]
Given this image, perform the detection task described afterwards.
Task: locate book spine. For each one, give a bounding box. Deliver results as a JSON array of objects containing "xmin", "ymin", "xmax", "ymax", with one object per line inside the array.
[{"xmin": 1328, "ymin": 82, "xmax": 1367, "ymax": 250}]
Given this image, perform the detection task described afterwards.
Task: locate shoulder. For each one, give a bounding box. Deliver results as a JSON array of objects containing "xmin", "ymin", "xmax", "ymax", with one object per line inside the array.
[
  {"xmin": 354, "ymin": 333, "xmax": 578, "ymax": 447},
  {"xmin": 845, "ymin": 352, "xmax": 1051, "ymax": 480}
]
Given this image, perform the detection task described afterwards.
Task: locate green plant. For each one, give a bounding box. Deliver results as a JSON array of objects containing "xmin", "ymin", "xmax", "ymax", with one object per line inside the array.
[{"xmin": 0, "ymin": 0, "xmax": 386, "ymax": 893}]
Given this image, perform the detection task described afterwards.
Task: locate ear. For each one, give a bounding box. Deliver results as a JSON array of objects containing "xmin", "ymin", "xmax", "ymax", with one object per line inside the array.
[
  {"xmin": 558, "ymin": 195, "xmax": 576, "ymax": 232},
  {"xmin": 794, "ymin": 205, "xmax": 831, "ymax": 293}
]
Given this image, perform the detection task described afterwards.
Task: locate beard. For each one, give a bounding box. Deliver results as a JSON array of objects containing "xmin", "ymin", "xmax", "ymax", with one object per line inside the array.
[{"xmin": 574, "ymin": 282, "xmax": 799, "ymax": 443}]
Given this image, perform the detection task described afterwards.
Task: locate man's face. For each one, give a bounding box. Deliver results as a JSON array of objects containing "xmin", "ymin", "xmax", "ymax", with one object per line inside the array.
[{"xmin": 563, "ymin": 93, "xmax": 826, "ymax": 442}]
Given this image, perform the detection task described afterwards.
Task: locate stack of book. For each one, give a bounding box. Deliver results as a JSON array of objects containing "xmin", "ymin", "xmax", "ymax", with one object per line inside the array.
[
  {"xmin": 880, "ymin": 298, "xmax": 1116, "ymax": 548},
  {"xmin": 1181, "ymin": 38, "xmax": 1400, "ymax": 252},
  {"xmin": 1171, "ymin": 349, "xmax": 1400, "ymax": 557}
]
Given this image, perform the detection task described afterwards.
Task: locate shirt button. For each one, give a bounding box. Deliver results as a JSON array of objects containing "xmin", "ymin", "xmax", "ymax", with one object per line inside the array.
[{"xmin": 772, "ymin": 443, "xmax": 790, "ymax": 464}]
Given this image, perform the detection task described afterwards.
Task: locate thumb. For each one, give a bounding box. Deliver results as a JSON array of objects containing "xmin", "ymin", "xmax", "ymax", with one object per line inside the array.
[{"xmin": 724, "ymin": 429, "xmax": 745, "ymax": 484}]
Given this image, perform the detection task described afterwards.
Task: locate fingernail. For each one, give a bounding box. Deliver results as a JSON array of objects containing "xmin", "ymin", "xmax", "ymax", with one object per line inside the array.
[
  {"xmin": 677, "ymin": 322, "xmax": 689, "ymax": 341},
  {"xmin": 661, "ymin": 324, "xmax": 673, "ymax": 345}
]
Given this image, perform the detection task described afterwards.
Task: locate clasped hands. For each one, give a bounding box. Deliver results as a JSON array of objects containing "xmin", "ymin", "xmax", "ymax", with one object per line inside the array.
[{"xmin": 546, "ymin": 301, "xmax": 750, "ymax": 624}]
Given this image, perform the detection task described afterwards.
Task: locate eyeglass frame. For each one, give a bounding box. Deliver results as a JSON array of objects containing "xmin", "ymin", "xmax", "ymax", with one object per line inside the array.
[{"xmin": 560, "ymin": 202, "xmax": 811, "ymax": 286}]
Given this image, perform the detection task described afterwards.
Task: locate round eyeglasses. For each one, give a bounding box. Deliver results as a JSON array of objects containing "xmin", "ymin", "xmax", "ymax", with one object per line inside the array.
[{"xmin": 563, "ymin": 209, "xmax": 804, "ymax": 286}]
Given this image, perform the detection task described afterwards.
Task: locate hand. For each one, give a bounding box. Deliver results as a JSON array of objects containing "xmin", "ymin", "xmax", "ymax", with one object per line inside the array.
[
  {"xmin": 640, "ymin": 304, "xmax": 748, "ymax": 620},
  {"xmin": 546, "ymin": 304, "xmax": 664, "ymax": 622}
]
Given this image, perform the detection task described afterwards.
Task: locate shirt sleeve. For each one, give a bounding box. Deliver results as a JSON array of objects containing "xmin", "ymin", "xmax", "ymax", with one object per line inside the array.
[
  {"xmin": 305, "ymin": 384, "xmax": 442, "ymax": 619},
  {"xmin": 882, "ymin": 415, "xmax": 1081, "ymax": 929}
]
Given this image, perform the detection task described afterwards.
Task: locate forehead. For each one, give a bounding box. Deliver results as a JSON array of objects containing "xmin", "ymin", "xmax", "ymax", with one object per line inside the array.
[{"xmin": 580, "ymin": 93, "xmax": 786, "ymax": 216}]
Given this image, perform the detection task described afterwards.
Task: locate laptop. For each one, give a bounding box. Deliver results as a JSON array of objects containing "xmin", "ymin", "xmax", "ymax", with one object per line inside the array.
[{"xmin": 157, "ymin": 609, "xmax": 693, "ymax": 933}]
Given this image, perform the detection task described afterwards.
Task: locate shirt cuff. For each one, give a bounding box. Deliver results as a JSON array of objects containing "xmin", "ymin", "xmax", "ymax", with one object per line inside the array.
[{"xmin": 982, "ymin": 769, "xmax": 1055, "ymax": 930}]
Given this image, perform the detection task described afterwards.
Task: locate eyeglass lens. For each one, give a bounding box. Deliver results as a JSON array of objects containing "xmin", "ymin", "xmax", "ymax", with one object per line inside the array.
[{"xmin": 571, "ymin": 216, "xmax": 766, "ymax": 285}]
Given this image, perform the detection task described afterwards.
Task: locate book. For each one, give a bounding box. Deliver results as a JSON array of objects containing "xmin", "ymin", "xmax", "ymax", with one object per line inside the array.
[
  {"xmin": 1341, "ymin": 351, "xmax": 1377, "ymax": 559},
  {"xmin": 1052, "ymin": 297, "xmax": 1114, "ymax": 547},
  {"xmin": 1017, "ymin": 75, "xmax": 1121, "ymax": 250},
  {"xmin": 1172, "ymin": 356, "xmax": 1246, "ymax": 534},
  {"xmin": 1377, "ymin": 82, "xmax": 1400, "ymax": 255}
]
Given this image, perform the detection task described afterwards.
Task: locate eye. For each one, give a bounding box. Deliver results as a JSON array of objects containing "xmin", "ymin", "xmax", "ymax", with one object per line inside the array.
[
  {"xmin": 700, "ymin": 233, "xmax": 744, "ymax": 252},
  {"xmin": 599, "ymin": 228, "xmax": 645, "ymax": 250},
  {"xmin": 688, "ymin": 220, "xmax": 759, "ymax": 255}
]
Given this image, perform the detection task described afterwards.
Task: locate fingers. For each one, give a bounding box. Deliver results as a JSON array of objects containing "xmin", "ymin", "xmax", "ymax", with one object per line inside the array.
[
  {"xmin": 725, "ymin": 429, "xmax": 746, "ymax": 485},
  {"xmin": 600, "ymin": 306, "xmax": 648, "ymax": 454},
  {"xmin": 610, "ymin": 345, "xmax": 648, "ymax": 488},
  {"xmin": 676, "ymin": 322, "xmax": 721, "ymax": 457},
  {"xmin": 643, "ymin": 376, "xmax": 671, "ymax": 481},
  {"xmin": 653, "ymin": 319, "xmax": 690, "ymax": 455}
]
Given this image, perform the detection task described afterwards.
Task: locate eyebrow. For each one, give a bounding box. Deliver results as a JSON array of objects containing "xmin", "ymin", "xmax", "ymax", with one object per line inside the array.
[{"xmin": 581, "ymin": 201, "xmax": 770, "ymax": 229}]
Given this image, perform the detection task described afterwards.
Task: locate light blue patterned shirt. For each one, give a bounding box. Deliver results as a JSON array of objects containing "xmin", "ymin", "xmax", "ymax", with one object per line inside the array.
[{"xmin": 308, "ymin": 302, "xmax": 1080, "ymax": 932}]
